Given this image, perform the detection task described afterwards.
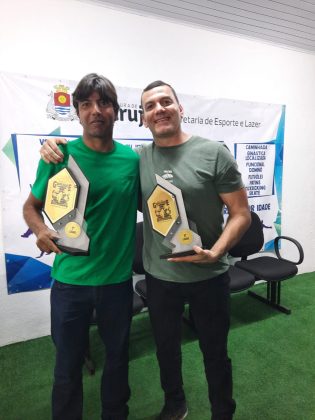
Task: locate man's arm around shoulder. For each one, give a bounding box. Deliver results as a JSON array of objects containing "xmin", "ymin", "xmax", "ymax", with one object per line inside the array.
[{"xmin": 40, "ymin": 138, "xmax": 66, "ymax": 164}]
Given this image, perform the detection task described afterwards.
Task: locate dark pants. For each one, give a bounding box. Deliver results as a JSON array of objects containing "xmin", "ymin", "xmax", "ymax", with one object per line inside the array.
[
  {"xmin": 50, "ymin": 279, "xmax": 133, "ymax": 420},
  {"xmin": 146, "ymin": 271, "xmax": 236, "ymax": 420}
]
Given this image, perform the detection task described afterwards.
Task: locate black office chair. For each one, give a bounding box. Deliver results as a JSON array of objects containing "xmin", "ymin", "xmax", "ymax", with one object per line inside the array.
[
  {"xmin": 229, "ymin": 211, "xmax": 304, "ymax": 314},
  {"xmin": 228, "ymin": 265, "xmax": 256, "ymax": 293},
  {"xmin": 133, "ymin": 219, "xmax": 258, "ymax": 301},
  {"xmin": 133, "ymin": 222, "xmax": 146, "ymax": 280},
  {"xmin": 133, "ymin": 220, "xmax": 257, "ymax": 328},
  {"xmin": 133, "ymin": 221, "xmax": 147, "ymax": 305},
  {"xmin": 228, "ymin": 211, "xmax": 264, "ymax": 294},
  {"xmin": 134, "ymin": 213, "xmax": 304, "ymax": 314}
]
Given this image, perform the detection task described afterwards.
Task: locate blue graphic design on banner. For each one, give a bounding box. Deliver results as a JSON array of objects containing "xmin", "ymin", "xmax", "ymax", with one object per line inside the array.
[{"xmin": 6, "ymin": 253, "xmax": 52, "ymax": 294}]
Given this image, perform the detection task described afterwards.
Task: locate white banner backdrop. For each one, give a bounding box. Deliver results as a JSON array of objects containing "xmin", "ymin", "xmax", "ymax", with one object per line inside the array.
[{"xmin": 0, "ymin": 71, "xmax": 285, "ymax": 293}]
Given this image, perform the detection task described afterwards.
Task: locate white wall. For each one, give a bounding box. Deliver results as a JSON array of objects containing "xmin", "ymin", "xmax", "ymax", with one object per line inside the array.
[{"xmin": 0, "ymin": 0, "xmax": 314, "ymax": 346}]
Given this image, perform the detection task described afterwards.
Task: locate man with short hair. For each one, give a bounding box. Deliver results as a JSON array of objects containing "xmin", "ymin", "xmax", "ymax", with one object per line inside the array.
[
  {"xmin": 23, "ymin": 73, "xmax": 139, "ymax": 420},
  {"xmin": 139, "ymin": 81, "xmax": 250, "ymax": 420},
  {"xmin": 40, "ymin": 80, "xmax": 251, "ymax": 420}
]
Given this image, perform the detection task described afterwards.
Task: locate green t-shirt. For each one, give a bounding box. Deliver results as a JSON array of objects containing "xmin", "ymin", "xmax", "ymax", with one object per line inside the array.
[
  {"xmin": 139, "ymin": 135, "xmax": 244, "ymax": 283},
  {"xmin": 32, "ymin": 138, "xmax": 139, "ymax": 286}
]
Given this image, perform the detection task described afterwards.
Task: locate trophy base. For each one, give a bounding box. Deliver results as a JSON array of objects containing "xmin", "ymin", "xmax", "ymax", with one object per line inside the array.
[
  {"xmin": 54, "ymin": 240, "xmax": 90, "ymax": 256},
  {"xmin": 160, "ymin": 249, "xmax": 198, "ymax": 259}
]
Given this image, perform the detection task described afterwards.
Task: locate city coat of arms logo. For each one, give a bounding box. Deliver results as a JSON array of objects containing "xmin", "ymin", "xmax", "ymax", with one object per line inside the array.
[{"xmin": 46, "ymin": 84, "xmax": 77, "ymax": 121}]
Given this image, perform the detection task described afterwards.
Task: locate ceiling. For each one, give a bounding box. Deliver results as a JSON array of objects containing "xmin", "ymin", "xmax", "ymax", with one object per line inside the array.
[{"xmin": 80, "ymin": 0, "xmax": 315, "ymax": 54}]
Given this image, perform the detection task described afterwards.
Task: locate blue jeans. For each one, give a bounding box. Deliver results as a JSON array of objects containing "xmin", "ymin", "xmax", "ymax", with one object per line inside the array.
[
  {"xmin": 146, "ymin": 271, "xmax": 236, "ymax": 420},
  {"xmin": 50, "ymin": 279, "xmax": 133, "ymax": 420}
]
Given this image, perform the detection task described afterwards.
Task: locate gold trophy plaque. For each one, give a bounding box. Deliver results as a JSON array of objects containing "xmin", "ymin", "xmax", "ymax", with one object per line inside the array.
[
  {"xmin": 43, "ymin": 155, "xmax": 90, "ymax": 255},
  {"xmin": 147, "ymin": 174, "xmax": 202, "ymax": 259}
]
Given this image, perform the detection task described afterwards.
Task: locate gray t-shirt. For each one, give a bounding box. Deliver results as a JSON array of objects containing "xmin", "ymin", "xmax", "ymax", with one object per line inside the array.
[{"xmin": 139, "ymin": 135, "xmax": 244, "ymax": 283}]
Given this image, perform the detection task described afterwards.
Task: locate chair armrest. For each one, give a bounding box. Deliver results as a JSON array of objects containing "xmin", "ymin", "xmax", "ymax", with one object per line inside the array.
[{"xmin": 274, "ymin": 236, "xmax": 304, "ymax": 265}]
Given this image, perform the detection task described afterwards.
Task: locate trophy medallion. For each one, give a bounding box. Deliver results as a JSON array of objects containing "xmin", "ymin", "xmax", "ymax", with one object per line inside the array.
[
  {"xmin": 44, "ymin": 155, "xmax": 90, "ymax": 255},
  {"xmin": 147, "ymin": 174, "xmax": 202, "ymax": 259}
]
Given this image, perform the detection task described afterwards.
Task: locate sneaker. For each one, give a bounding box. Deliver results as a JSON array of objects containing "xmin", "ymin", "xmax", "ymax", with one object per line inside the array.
[{"xmin": 157, "ymin": 403, "xmax": 188, "ymax": 420}]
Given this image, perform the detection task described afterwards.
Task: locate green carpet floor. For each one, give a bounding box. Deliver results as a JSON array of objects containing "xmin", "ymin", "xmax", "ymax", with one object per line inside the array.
[{"xmin": 1, "ymin": 272, "xmax": 315, "ymax": 419}]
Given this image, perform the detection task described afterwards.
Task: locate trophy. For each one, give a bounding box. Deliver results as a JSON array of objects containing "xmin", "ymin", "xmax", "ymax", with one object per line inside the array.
[
  {"xmin": 147, "ymin": 174, "xmax": 202, "ymax": 259},
  {"xmin": 43, "ymin": 155, "xmax": 90, "ymax": 255}
]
